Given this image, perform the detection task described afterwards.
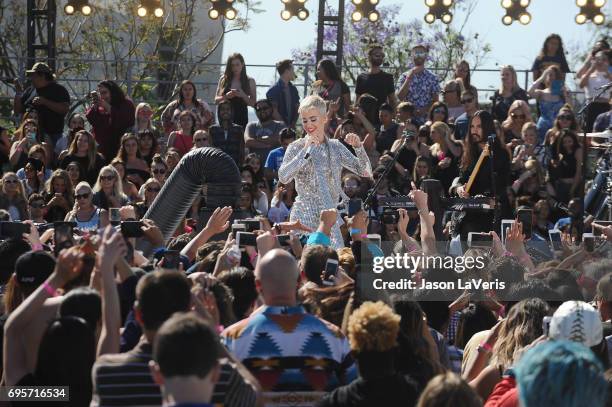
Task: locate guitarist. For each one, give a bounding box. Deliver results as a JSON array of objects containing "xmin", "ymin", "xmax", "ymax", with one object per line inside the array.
[{"xmin": 451, "ymin": 110, "xmax": 512, "ymax": 241}]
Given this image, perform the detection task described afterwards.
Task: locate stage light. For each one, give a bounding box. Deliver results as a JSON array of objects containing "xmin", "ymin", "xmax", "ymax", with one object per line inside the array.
[
  {"xmin": 280, "ymin": 0, "xmax": 309, "ymax": 21},
  {"xmin": 64, "ymin": 0, "xmax": 93, "ymax": 15},
  {"xmin": 137, "ymin": 0, "xmax": 164, "ymax": 18},
  {"xmin": 351, "ymin": 0, "xmax": 380, "ymax": 23},
  {"xmin": 575, "ymin": 0, "xmax": 607, "ymax": 24},
  {"xmin": 209, "ymin": 0, "xmax": 238, "ymax": 20},
  {"xmin": 501, "ymin": 0, "xmax": 531, "ymax": 25},
  {"xmin": 424, "ymin": 0, "xmax": 454, "ymax": 24}
]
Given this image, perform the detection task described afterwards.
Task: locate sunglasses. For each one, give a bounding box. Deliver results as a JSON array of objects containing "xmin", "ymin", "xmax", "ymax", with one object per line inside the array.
[
  {"xmin": 511, "ymin": 113, "xmax": 526, "ymax": 119},
  {"xmin": 558, "ymin": 115, "xmax": 573, "ymax": 121},
  {"xmin": 433, "ymin": 108, "xmax": 446, "ymax": 114},
  {"xmin": 461, "ymin": 98, "xmax": 474, "ymax": 104},
  {"xmin": 75, "ymin": 192, "xmax": 90, "ymax": 200},
  {"xmin": 194, "ymin": 138, "xmax": 207, "ymax": 142},
  {"xmin": 146, "ymin": 187, "xmax": 161, "ymax": 193},
  {"xmin": 30, "ymin": 202, "xmax": 45, "ymax": 209},
  {"xmin": 99, "ymin": 175, "xmax": 115, "ymax": 181},
  {"xmin": 153, "ymin": 169, "xmax": 166, "ymax": 175},
  {"xmin": 3, "ymin": 179, "xmax": 18, "ymax": 184}
]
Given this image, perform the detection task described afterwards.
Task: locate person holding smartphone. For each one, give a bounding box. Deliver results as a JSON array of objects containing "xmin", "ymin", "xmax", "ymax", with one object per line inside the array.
[
  {"xmin": 577, "ymin": 49, "xmax": 611, "ymax": 132},
  {"xmin": 528, "ymin": 65, "xmax": 570, "ymax": 144},
  {"xmin": 279, "ymin": 96, "xmax": 372, "ymax": 249}
]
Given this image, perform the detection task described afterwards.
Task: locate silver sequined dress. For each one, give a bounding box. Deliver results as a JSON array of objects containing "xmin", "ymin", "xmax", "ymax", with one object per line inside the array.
[{"xmin": 278, "ymin": 137, "xmax": 372, "ymax": 248}]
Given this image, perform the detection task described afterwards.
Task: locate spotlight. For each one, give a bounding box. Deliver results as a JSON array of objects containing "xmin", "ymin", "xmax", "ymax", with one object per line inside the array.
[
  {"xmin": 64, "ymin": 0, "xmax": 93, "ymax": 15},
  {"xmin": 209, "ymin": 0, "xmax": 238, "ymax": 20},
  {"xmin": 280, "ymin": 0, "xmax": 310, "ymax": 21},
  {"xmin": 575, "ymin": 0, "xmax": 607, "ymax": 24},
  {"xmin": 352, "ymin": 0, "xmax": 380, "ymax": 23},
  {"xmin": 424, "ymin": 0, "xmax": 454, "ymax": 25},
  {"xmin": 137, "ymin": 0, "xmax": 164, "ymax": 18},
  {"xmin": 501, "ymin": 0, "xmax": 532, "ymax": 25}
]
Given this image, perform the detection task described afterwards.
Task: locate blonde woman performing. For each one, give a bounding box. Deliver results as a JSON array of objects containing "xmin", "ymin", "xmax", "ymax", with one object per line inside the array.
[{"xmin": 279, "ymin": 95, "xmax": 372, "ymax": 248}]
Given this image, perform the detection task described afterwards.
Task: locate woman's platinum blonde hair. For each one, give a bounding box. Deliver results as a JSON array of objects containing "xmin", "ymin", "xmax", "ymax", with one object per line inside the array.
[{"xmin": 298, "ymin": 95, "xmax": 327, "ymax": 116}]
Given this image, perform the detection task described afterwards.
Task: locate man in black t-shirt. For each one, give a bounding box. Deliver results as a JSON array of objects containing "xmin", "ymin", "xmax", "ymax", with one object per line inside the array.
[
  {"xmin": 355, "ymin": 45, "xmax": 398, "ymax": 125},
  {"xmin": 13, "ymin": 62, "xmax": 70, "ymax": 146}
]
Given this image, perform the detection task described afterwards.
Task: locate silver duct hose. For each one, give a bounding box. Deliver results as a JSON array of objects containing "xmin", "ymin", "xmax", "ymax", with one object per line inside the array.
[{"xmin": 144, "ymin": 147, "xmax": 241, "ymax": 241}]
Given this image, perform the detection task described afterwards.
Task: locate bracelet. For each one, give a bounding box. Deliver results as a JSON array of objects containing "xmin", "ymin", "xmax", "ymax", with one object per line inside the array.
[
  {"xmin": 349, "ymin": 228, "xmax": 362, "ymax": 235},
  {"xmin": 417, "ymin": 209, "xmax": 429, "ymax": 216},
  {"xmin": 42, "ymin": 281, "xmax": 57, "ymax": 297},
  {"xmin": 31, "ymin": 243, "xmax": 43, "ymax": 251},
  {"xmin": 478, "ymin": 342, "xmax": 493, "ymax": 353}
]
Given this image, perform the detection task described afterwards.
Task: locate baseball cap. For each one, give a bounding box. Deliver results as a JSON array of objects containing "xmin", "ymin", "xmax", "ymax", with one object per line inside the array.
[
  {"xmin": 26, "ymin": 62, "xmax": 55, "ymax": 78},
  {"xmin": 549, "ymin": 300, "xmax": 603, "ymax": 348},
  {"xmin": 15, "ymin": 251, "xmax": 55, "ymax": 288}
]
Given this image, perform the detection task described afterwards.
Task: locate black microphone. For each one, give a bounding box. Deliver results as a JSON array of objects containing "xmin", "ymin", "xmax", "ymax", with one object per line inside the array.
[{"xmin": 303, "ymin": 144, "xmax": 313, "ymax": 160}]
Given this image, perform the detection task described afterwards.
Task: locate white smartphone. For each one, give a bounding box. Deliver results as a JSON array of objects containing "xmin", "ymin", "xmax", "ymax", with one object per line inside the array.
[
  {"xmin": 583, "ymin": 232, "xmax": 595, "ymax": 253},
  {"xmin": 549, "ymin": 229, "xmax": 562, "ymax": 252},
  {"xmin": 501, "ymin": 219, "xmax": 515, "ymax": 245},
  {"xmin": 468, "ymin": 232, "xmax": 493, "ymax": 248}
]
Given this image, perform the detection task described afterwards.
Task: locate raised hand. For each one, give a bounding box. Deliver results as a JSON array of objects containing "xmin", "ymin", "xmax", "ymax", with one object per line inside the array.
[
  {"xmin": 344, "ymin": 133, "xmax": 363, "ymax": 148},
  {"xmin": 205, "ymin": 206, "xmax": 232, "ymax": 235}
]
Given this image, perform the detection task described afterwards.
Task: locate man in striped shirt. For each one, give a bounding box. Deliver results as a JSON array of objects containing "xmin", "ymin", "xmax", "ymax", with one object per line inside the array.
[{"xmin": 91, "ymin": 271, "xmax": 258, "ymax": 407}]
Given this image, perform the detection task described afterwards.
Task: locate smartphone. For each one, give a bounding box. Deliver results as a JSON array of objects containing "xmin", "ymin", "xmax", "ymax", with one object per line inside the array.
[
  {"xmin": 322, "ymin": 259, "xmax": 339, "ymax": 286},
  {"xmin": 366, "ymin": 234, "xmax": 382, "ymax": 248},
  {"xmin": 583, "ymin": 232, "xmax": 595, "ymax": 252},
  {"xmin": 231, "ymin": 223, "xmax": 246, "ymax": 238},
  {"xmin": 54, "ymin": 221, "xmax": 75, "ymax": 255},
  {"xmin": 348, "ymin": 198, "xmax": 363, "ymax": 217},
  {"xmin": 236, "ymin": 231, "xmax": 257, "ymax": 247},
  {"xmin": 468, "ymin": 232, "xmax": 493, "ymax": 248},
  {"xmin": 543, "ymin": 316, "xmax": 552, "ymax": 337},
  {"xmin": 109, "ymin": 207, "xmax": 121, "ymax": 226},
  {"xmin": 277, "ymin": 234, "xmax": 291, "ymax": 246},
  {"xmin": 163, "ymin": 250, "xmax": 180, "ymax": 269},
  {"xmin": 551, "ymin": 79, "xmax": 563, "ymax": 96},
  {"xmin": 381, "ymin": 210, "xmax": 399, "ymax": 225},
  {"xmin": 0, "ymin": 221, "xmax": 30, "ymax": 239},
  {"xmin": 549, "ymin": 229, "xmax": 562, "ymax": 251},
  {"xmin": 593, "ymin": 221, "xmax": 612, "ymax": 237},
  {"xmin": 517, "ymin": 209, "xmax": 533, "ymax": 240},
  {"xmin": 501, "ymin": 219, "xmax": 515, "ymax": 244},
  {"xmin": 120, "ymin": 221, "xmax": 144, "ymax": 238},
  {"xmin": 242, "ymin": 219, "xmax": 262, "ymax": 232}
]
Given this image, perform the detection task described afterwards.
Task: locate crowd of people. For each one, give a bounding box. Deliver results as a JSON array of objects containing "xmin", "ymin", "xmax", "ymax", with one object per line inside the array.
[{"xmin": 0, "ymin": 32, "xmax": 610, "ymax": 406}]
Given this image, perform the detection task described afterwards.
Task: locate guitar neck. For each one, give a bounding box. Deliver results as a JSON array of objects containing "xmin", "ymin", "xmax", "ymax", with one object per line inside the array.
[{"xmin": 465, "ymin": 148, "xmax": 488, "ymax": 194}]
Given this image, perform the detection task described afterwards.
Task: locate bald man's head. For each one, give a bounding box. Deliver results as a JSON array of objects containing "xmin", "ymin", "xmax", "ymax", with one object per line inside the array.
[{"xmin": 256, "ymin": 249, "xmax": 300, "ymax": 306}]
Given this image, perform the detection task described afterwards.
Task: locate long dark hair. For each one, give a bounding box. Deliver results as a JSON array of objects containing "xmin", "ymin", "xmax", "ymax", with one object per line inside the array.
[
  {"xmin": 35, "ymin": 316, "xmax": 96, "ymax": 406},
  {"xmin": 461, "ymin": 110, "xmax": 498, "ymax": 171},
  {"xmin": 538, "ymin": 34, "xmax": 568, "ymax": 63},
  {"xmin": 429, "ymin": 101, "xmax": 449, "ymax": 124},
  {"xmin": 357, "ymin": 94, "xmax": 379, "ymax": 125},
  {"xmin": 221, "ymin": 53, "xmax": 250, "ymax": 95},
  {"xmin": 556, "ymin": 129, "xmax": 581, "ymax": 156},
  {"xmin": 177, "ymin": 80, "xmax": 201, "ymax": 108},
  {"xmin": 456, "ymin": 60, "xmax": 472, "ymax": 89},
  {"xmin": 317, "ymin": 59, "xmax": 341, "ymax": 82},
  {"xmin": 98, "ymin": 80, "xmax": 126, "ymax": 107}
]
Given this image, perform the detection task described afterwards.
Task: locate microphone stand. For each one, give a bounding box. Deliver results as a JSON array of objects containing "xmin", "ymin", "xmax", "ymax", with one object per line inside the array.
[
  {"xmin": 576, "ymin": 82, "xmax": 611, "ymax": 242},
  {"xmin": 364, "ymin": 136, "xmax": 411, "ymax": 212},
  {"xmin": 487, "ymin": 135, "xmax": 499, "ymax": 232}
]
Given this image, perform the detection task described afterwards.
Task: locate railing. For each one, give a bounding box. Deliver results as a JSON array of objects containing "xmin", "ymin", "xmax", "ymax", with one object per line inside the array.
[{"xmin": 0, "ymin": 56, "xmax": 586, "ymax": 125}]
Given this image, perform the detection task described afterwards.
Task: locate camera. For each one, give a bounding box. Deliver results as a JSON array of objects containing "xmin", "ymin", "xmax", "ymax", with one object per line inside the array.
[{"xmin": 381, "ymin": 209, "xmax": 399, "ymax": 225}]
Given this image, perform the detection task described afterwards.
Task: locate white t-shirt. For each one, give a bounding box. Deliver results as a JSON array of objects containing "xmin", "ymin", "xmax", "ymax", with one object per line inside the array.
[{"xmin": 584, "ymin": 70, "xmax": 611, "ymax": 100}]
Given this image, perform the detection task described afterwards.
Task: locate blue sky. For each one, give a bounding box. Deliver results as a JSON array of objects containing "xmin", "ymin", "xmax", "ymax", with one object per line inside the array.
[{"xmin": 222, "ymin": 0, "xmax": 609, "ymax": 99}]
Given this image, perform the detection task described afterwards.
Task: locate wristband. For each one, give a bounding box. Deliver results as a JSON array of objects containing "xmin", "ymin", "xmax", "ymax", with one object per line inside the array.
[
  {"xmin": 349, "ymin": 228, "xmax": 362, "ymax": 235},
  {"xmin": 478, "ymin": 342, "xmax": 493, "ymax": 353},
  {"xmin": 42, "ymin": 281, "xmax": 57, "ymax": 297},
  {"xmin": 417, "ymin": 209, "xmax": 429, "ymax": 216},
  {"xmin": 31, "ymin": 243, "xmax": 43, "ymax": 251}
]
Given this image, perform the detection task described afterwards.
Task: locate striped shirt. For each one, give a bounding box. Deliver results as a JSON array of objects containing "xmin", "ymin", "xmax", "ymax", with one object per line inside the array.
[{"xmin": 91, "ymin": 339, "xmax": 256, "ymax": 407}]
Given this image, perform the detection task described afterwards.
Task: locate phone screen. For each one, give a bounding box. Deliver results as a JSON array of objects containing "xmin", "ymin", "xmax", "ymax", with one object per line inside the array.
[
  {"xmin": 277, "ymin": 234, "xmax": 291, "ymax": 246},
  {"xmin": 501, "ymin": 220, "xmax": 515, "ymax": 244},
  {"xmin": 0, "ymin": 222, "xmax": 30, "ymax": 239},
  {"xmin": 54, "ymin": 222, "xmax": 74, "ymax": 255},
  {"xmin": 163, "ymin": 250, "xmax": 180, "ymax": 269},
  {"xmin": 236, "ymin": 231, "xmax": 257, "ymax": 247},
  {"xmin": 120, "ymin": 221, "xmax": 144, "ymax": 238},
  {"xmin": 583, "ymin": 233, "xmax": 595, "ymax": 252},
  {"xmin": 551, "ymin": 80, "xmax": 563, "ymax": 96},
  {"xmin": 323, "ymin": 259, "xmax": 339, "ymax": 286},
  {"xmin": 348, "ymin": 199, "xmax": 363, "ymax": 217},
  {"xmin": 517, "ymin": 209, "xmax": 533, "ymax": 240},
  {"xmin": 468, "ymin": 232, "xmax": 493, "ymax": 247},
  {"xmin": 109, "ymin": 208, "xmax": 121, "ymax": 226}
]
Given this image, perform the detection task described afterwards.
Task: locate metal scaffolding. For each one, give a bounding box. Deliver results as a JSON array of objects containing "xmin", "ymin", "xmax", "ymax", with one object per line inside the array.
[
  {"xmin": 27, "ymin": 0, "xmax": 57, "ymax": 71},
  {"xmin": 316, "ymin": 0, "xmax": 345, "ymax": 70}
]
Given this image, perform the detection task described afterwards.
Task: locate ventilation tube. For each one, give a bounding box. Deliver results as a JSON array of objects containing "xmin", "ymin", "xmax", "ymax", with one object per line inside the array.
[{"xmin": 144, "ymin": 147, "xmax": 241, "ymax": 241}]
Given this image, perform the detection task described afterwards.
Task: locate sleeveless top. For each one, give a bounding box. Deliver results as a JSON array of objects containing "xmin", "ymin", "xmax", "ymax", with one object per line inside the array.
[
  {"xmin": 171, "ymin": 131, "xmax": 194, "ymax": 156},
  {"xmin": 75, "ymin": 208, "xmax": 101, "ymax": 232}
]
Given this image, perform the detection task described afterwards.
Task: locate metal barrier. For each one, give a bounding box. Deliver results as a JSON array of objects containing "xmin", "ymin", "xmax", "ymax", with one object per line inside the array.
[{"xmin": 0, "ymin": 56, "xmax": 586, "ymax": 125}]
